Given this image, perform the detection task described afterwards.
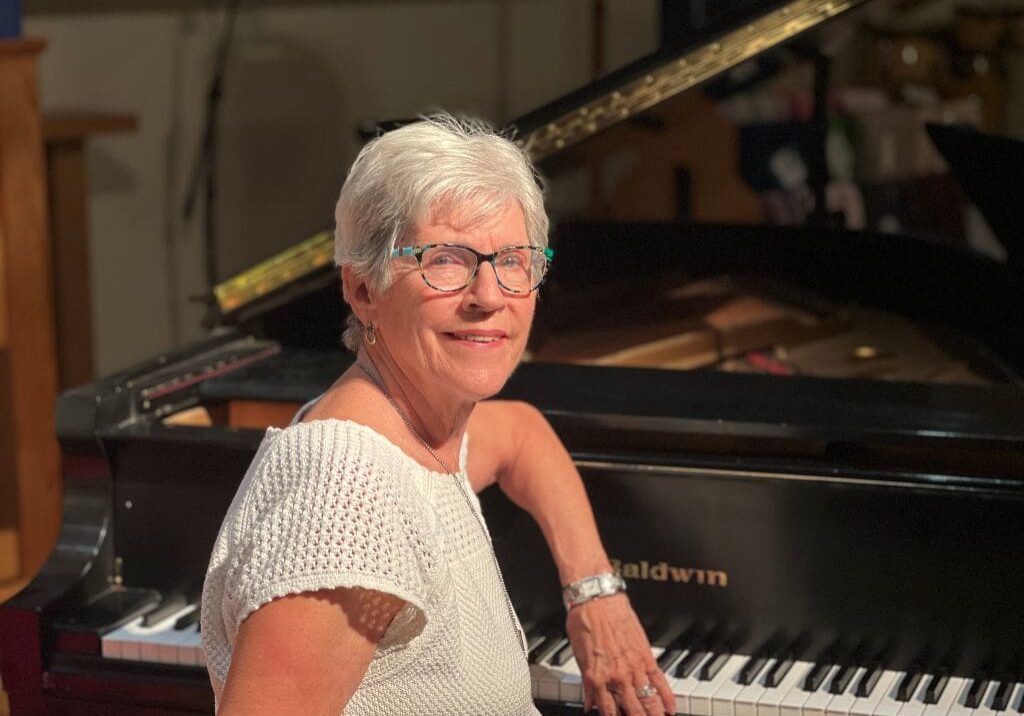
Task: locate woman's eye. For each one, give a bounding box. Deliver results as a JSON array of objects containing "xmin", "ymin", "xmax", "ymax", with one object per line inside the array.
[
  {"xmin": 424, "ymin": 249, "xmax": 471, "ymax": 268},
  {"xmin": 498, "ymin": 251, "xmax": 527, "ymax": 269}
]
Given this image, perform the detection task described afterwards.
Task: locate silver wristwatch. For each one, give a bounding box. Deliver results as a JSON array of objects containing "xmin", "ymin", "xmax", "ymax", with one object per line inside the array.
[{"xmin": 561, "ymin": 572, "xmax": 627, "ymax": 611}]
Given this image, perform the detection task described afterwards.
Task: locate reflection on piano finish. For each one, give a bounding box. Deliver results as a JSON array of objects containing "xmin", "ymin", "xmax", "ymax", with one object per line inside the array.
[{"xmin": 3, "ymin": 1, "xmax": 1024, "ymax": 714}]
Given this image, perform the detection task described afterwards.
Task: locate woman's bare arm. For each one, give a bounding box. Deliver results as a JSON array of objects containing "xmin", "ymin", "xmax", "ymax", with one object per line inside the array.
[
  {"xmin": 468, "ymin": 400, "xmax": 610, "ymax": 582},
  {"xmin": 468, "ymin": 400, "xmax": 674, "ymax": 716},
  {"xmin": 217, "ymin": 587, "xmax": 404, "ymax": 716}
]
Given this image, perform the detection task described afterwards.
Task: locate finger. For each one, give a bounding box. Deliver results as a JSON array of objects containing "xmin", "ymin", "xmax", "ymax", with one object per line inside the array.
[
  {"xmin": 640, "ymin": 689, "xmax": 665, "ymax": 716},
  {"xmin": 637, "ymin": 681, "xmax": 665, "ymax": 716},
  {"xmin": 616, "ymin": 681, "xmax": 649, "ymax": 716},
  {"xmin": 648, "ymin": 666, "xmax": 675, "ymax": 714},
  {"xmin": 593, "ymin": 687, "xmax": 618, "ymax": 716}
]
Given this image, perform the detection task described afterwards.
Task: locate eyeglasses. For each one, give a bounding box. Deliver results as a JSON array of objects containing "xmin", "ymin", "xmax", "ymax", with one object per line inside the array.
[{"xmin": 390, "ymin": 244, "xmax": 554, "ymax": 294}]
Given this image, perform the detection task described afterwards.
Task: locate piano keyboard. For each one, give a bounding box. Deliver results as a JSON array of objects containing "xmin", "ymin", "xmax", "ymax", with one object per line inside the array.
[
  {"xmin": 527, "ymin": 625, "xmax": 1024, "ymax": 716},
  {"xmin": 100, "ymin": 603, "xmax": 204, "ymax": 668},
  {"xmin": 91, "ymin": 601, "xmax": 1024, "ymax": 716}
]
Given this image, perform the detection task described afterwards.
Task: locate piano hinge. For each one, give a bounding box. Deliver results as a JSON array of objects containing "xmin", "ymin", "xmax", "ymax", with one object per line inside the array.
[{"xmin": 112, "ymin": 555, "xmax": 124, "ymax": 586}]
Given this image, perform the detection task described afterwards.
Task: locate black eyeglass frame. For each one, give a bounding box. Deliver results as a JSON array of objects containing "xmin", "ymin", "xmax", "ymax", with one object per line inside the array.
[{"xmin": 390, "ymin": 243, "xmax": 555, "ymax": 294}]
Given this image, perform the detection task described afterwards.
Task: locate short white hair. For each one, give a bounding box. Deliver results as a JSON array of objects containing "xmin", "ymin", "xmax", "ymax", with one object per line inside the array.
[{"xmin": 334, "ymin": 113, "xmax": 548, "ymax": 352}]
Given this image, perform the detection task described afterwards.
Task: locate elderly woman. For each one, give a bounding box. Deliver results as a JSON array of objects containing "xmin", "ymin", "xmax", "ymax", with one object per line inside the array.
[{"xmin": 201, "ymin": 115, "xmax": 674, "ymax": 716}]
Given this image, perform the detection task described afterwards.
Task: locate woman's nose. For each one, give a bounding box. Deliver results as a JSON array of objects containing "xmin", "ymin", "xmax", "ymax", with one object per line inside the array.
[{"xmin": 462, "ymin": 261, "xmax": 506, "ymax": 311}]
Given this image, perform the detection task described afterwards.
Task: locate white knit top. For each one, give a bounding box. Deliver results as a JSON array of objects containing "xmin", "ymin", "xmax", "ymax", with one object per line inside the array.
[{"xmin": 201, "ymin": 418, "xmax": 538, "ymax": 715}]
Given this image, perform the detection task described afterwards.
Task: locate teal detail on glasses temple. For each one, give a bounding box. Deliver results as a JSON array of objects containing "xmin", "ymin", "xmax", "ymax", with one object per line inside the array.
[{"xmin": 390, "ymin": 245, "xmax": 554, "ymax": 260}]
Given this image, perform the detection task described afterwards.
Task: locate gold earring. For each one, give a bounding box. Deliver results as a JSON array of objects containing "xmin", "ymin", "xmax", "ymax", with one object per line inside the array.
[{"xmin": 365, "ymin": 322, "xmax": 377, "ymax": 345}]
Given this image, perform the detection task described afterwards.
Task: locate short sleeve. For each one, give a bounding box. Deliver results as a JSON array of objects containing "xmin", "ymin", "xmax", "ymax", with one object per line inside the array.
[{"xmin": 219, "ymin": 421, "xmax": 436, "ymax": 652}]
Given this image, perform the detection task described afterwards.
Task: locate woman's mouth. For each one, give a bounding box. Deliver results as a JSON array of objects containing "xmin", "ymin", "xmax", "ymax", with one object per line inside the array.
[{"xmin": 446, "ymin": 331, "xmax": 507, "ymax": 345}]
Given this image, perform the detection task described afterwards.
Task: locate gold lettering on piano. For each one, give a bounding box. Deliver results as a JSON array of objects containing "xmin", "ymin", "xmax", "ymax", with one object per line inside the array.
[{"xmin": 610, "ymin": 558, "xmax": 728, "ymax": 588}]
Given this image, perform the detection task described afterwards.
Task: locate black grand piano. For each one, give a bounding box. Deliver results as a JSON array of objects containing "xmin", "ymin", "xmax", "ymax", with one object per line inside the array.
[{"xmin": 4, "ymin": 1, "xmax": 1024, "ymax": 714}]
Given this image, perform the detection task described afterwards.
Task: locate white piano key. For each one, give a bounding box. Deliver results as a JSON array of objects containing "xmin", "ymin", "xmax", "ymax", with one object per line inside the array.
[
  {"xmin": 100, "ymin": 604, "xmax": 197, "ymax": 665},
  {"xmin": 137, "ymin": 606, "xmax": 195, "ymax": 664},
  {"xmin": 175, "ymin": 624, "xmax": 203, "ymax": 666},
  {"xmin": 528, "ymin": 636, "xmax": 567, "ymax": 700},
  {"xmin": 874, "ymin": 673, "xmax": 911, "ymax": 716},
  {"xmin": 528, "ymin": 663, "xmax": 544, "ymax": 699},
  {"xmin": 945, "ymin": 678, "xmax": 978, "ymax": 716},
  {"xmin": 802, "ymin": 667, "xmax": 840, "ymax": 716},
  {"xmin": 166, "ymin": 608, "xmax": 202, "ymax": 666},
  {"xmin": 535, "ymin": 640, "xmax": 578, "ymax": 703},
  {"xmin": 557, "ymin": 656, "xmax": 583, "ymax": 704},
  {"xmin": 779, "ymin": 663, "xmax": 818, "ymax": 716},
  {"xmin": 691, "ymin": 654, "xmax": 748, "ymax": 716},
  {"xmin": 897, "ymin": 675, "xmax": 933, "ymax": 716},
  {"xmin": 824, "ymin": 668, "xmax": 866, "ymax": 716},
  {"xmin": 734, "ymin": 659, "xmax": 776, "ymax": 716},
  {"xmin": 670, "ymin": 649, "xmax": 714, "ymax": 716},
  {"xmin": 100, "ymin": 621, "xmax": 127, "ymax": 659},
  {"xmin": 925, "ymin": 676, "xmax": 967, "ymax": 716},
  {"xmin": 1009, "ymin": 684, "xmax": 1024, "ymax": 715},
  {"xmin": 712, "ymin": 655, "xmax": 758, "ymax": 716},
  {"xmin": 102, "ymin": 617, "xmax": 147, "ymax": 661},
  {"xmin": 973, "ymin": 681, "xmax": 1000, "ymax": 716},
  {"xmin": 758, "ymin": 660, "xmax": 815, "ymax": 716},
  {"xmin": 849, "ymin": 671, "xmax": 900, "ymax": 716},
  {"xmin": 536, "ymin": 664, "xmax": 562, "ymax": 702}
]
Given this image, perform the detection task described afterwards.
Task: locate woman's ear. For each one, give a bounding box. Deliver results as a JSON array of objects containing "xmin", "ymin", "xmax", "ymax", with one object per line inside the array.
[{"xmin": 341, "ymin": 265, "xmax": 374, "ymax": 326}]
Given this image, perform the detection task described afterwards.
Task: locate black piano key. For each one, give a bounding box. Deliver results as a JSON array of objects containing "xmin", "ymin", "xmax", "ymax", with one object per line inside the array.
[
  {"xmin": 551, "ymin": 640, "xmax": 576, "ymax": 667},
  {"xmin": 804, "ymin": 641, "xmax": 844, "ymax": 692},
  {"xmin": 992, "ymin": 681, "xmax": 1013, "ymax": 711},
  {"xmin": 658, "ymin": 647, "xmax": 686, "ymax": 672},
  {"xmin": 141, "ymin": 592, "xmax": 188, "ymax": 627},
  {"xmin": 674, "ymin": 624, "xmax": 725, "ymax": 679},
  {"xmin": 525, "ymin": 630, "xmax": 547, "ymax": 654},
  {"xmin": 739, "ymin": 634, "xmax": 785, "ymax": 686},
  {"xmin": 829, "ymin": 663, "xmax": 859, "ymax": 695},
  {"xmin": 923, "ymin": 672, "xmax": 950, "ymax": 704},
  {"xmin": 766, "ymin": 635, "xmax": 810, "ymax": 688},
  {"xmin": 173, "ymin": 606, "xmax": 198, "ymax": 631},
  {"xmin": 896, "ymin": 670, "xmax": 924, "ymax": 702},
  {"xmin": 675, "ymin": 648, "xmax": 710, "ymax": 679},
  {"xmin": 700, "ymin": 651, "xmax": 731, "ymax": 681},
  {"xmin": 740, "ymin": 654, "xmax": 772, "ymax": 686},
  {"xmin": 855, "ymin": 662, "xmax": 884, "ymax": 698},
  {"xmin": 659, "ymin": 624, "xmax": 703, "ymax": 672},
  {"xmin": 803, "ymin": 661, "xmax": 833, "ymax": 692},
  {"xmin": 1015, "ymin": 681, "xmax": 1024, "ymax": 712},
  {"xmin": 966, "ymin": 678, "xmax": 990, "ymax": 708},
  {"xmin": 530, "ymin": 631, "xmax": 567, "ymax": 665},
  {"xmin": 524, "ymin": 613, "xmax": 560, "ymax": 655},
  {"xmin": 766, "ymin": 656, "xmax": 794, "ymax": 688}
]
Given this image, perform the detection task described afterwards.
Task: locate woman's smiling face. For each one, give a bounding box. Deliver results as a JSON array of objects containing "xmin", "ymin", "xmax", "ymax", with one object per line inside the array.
[{"xmin": 367, "ymin": 200, "xmax": 538, "ymax": 402}]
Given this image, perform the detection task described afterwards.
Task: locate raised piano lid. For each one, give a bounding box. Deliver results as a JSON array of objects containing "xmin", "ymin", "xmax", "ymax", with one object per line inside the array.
[{"xmin": 210, "ymin": 0, "xmax": 869, "ymax": 324}]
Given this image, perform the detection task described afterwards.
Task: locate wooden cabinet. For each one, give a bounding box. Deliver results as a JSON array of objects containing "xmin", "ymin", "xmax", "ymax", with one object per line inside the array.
[{"xmin": 0, "ymin": 38, "xmax": 61, "ymax": 586}]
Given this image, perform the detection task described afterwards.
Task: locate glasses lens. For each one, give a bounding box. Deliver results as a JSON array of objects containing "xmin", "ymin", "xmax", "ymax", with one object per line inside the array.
[
  {"xmin": 420, "ymin": 245, "xmax": 475, "ymax": 291},
  {"xmin": 494, "ymin": 247, "xmax": 546, "ymax": 293}
]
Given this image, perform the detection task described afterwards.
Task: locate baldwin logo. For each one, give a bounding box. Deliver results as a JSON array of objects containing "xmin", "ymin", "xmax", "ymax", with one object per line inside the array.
[{"xmin": 610, "ymin": 558, "xmax": 728, "ymax": 587}]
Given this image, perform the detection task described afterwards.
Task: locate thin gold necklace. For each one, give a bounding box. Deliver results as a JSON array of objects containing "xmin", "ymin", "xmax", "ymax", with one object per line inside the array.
[{"xmin": 355, "ymin": 360, "xmax": 454, "ymax": 474}]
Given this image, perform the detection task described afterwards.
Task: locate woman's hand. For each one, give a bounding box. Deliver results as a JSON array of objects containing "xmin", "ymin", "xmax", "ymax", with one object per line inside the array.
[{"xmin": 566, "ymin": 593, "xmax": 675, "ymax": 716}]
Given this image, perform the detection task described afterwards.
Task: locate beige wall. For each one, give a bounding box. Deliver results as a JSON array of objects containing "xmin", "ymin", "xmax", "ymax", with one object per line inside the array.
[{"xmin": 24, "ymin": 1, "xmax": 658, "ymax": 377}]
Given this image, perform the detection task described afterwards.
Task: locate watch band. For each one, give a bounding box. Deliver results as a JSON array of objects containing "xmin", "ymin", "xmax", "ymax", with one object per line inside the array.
[{"xmin": 561, "ymin": 572, "xmax": 627, "ymax": 611}]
